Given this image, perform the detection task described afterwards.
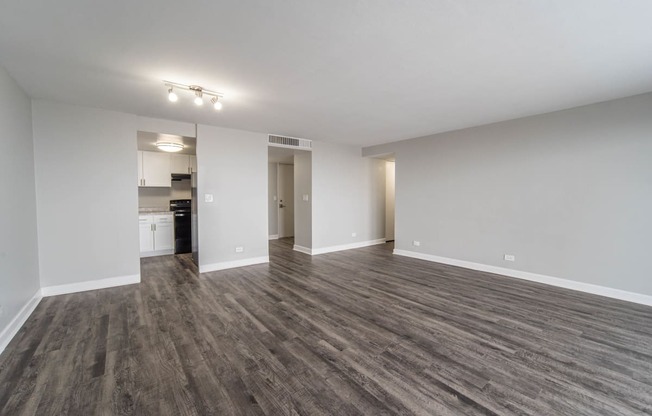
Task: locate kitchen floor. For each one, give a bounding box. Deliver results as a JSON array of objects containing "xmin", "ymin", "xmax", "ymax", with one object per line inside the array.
[{"xmin": 1, "ymin": 239, "xmax": 651, "ymax": 415}]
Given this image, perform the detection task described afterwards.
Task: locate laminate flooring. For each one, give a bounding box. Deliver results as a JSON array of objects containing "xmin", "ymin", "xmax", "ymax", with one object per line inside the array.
[{"xmin": 1, "ymin": 239, "xmax": 652, "ymax": 415}]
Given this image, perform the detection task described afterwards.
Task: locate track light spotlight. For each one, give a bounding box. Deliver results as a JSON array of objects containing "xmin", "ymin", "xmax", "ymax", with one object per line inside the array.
[
  {"xmin": 211, "ymin": 97, "xmax": 222, "ymax": 110},
  {"xmin": 194, "ymin": 90, "xmax": 203, "ymax": 106},
  {"xmin": 167, "ymin": 87, "xmax": 178, "ymax": 102}
]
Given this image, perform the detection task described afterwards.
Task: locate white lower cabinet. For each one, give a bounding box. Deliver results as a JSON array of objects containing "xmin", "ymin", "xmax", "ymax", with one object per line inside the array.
[{"xmin": 139, "ymin": 214, "xmax": 174, "ymax": 257}]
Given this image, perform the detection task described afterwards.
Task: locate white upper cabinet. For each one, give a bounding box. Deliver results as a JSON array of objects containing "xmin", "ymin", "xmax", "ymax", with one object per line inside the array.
[
  {"xmin": 139, "ymin": 151, "xmax": 171, "ymax": 187},
  {"xmin": 170, "ymin": 154, "xmax": 189, "ymax": 174},
  {"xmin": 170, "ymin": 154, "xmax": 197, "ymax": 174},
  {"xmin": 137, "ymin": 151, "xmax": 144, "ymax": 186}
]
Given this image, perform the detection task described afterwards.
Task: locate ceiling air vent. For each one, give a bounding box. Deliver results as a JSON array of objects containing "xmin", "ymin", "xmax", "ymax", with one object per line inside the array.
[{"xmin": 268, "ymin": 134, "xmax": 312, "ymax": 150}]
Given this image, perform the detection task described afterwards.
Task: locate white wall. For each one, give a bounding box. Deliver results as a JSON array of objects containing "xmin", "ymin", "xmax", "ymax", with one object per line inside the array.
[
  {"xmin": 0, "ymin": 67, "xmax": 41, "ymax": 348},
  {"xmin": 196, "ymin": 125, "xmax": 269, "ymax": 271},
  {"xmin": 311, "ymin": 141, "xmax": 385, "ymax": 250},
  {"xmin": 32, "ymin": 101, "xmax": 141, "ymax": 288},
  {"xmin": 294, "ymin": 151, "xmax": 312, "ymax": 249},
  {"xmin": 137, "ymin": 116, "xmax": 196, "ymax": 138},
  {"xmin": 363, "ymin": 92, "xmax": 652, "ymax": 297},
  {"xmin": 268, "ymin": 163, "xmax": 278, "ymax": 237}
]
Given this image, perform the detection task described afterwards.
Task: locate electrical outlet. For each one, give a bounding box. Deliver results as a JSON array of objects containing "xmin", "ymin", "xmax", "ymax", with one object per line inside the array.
[
  {"xmin": 413, "ymin": 240, "xmax": 420, "ymax": 247},
  {"xmin": 351, "ymin": 232, "xmax": 357, "ymax": 237},
  {"xmin": 235, "ymin": 246, "xmax": 244, "ymax": 253},
  {"xmin": 204, "ymin": 194, "xmax": 214, "ymax": 203},
  {"xmin": 504, "ymin": 254, "xmax": 515, "ymax": 262}
]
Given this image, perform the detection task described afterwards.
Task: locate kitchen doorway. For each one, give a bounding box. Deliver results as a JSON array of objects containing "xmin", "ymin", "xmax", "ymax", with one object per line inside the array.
[{"xmin": 136, "ymin": 131, "xmax": 199, "ymax": 264}]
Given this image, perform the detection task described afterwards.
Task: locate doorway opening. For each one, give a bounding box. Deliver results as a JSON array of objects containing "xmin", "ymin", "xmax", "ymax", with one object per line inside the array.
[
  {"xmin": 268, "ymin": 146, "xmax": 312, "ymax": 252},
  {"xmin": 385, "ymin": 158, "xmax": 395, "ymax": 242},
  {"xmin": 136, "ymin": 131, "xmax": 199, "ymax": 266}
]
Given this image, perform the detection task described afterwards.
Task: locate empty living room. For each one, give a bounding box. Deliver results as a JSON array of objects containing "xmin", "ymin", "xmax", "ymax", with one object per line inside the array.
[{"xmin": 1, "ymin": 1, "xmax": 651, "ymax": 415}]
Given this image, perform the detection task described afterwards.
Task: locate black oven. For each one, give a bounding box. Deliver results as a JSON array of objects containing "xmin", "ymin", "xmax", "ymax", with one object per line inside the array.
[{"xmin": 170, "ymin": 199, "xmax": 191, "ymax": 254}]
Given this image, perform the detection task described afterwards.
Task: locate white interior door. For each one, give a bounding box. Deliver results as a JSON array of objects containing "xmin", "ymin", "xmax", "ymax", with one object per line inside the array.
[{"xmin": 278, "ymin": 164, "xmax": 294, "ymax": 238}]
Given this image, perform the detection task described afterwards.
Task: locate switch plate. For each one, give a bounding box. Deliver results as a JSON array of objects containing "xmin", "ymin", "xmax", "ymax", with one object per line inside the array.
[
  {"xmin": 351, "ymin": 232, "xmax": 357, "ymax": 237},
  {"xmin": 413, "ymin": 240, "xmax": 421, "ymax": 247},
  {"xmin": 273, "ymin": 195, "xmax": 277, "ymax": 201},
  {"xmin": 235, "ymin": 246, "xmax": 244, "ymax": 253},
  {"xmin": 204, "ymin": 194, "xmax": 214, "ymax": 203},
  {"xmin": 504, "ymin": 254, "xmax": 515, "ymax": 262},
  {"xmin": 303, "ymin": 194, "xmax": 309, "ymax": 201}
]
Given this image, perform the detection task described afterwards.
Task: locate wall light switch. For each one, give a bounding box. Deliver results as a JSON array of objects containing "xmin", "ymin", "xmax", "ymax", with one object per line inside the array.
[
  {"xmin": 273, "ymin": 195, "xmax": 277, "ymax": 201},
  {"xmin": 303, "ymin": 194, "xmax": 309, "ymax": 201},
  {"xmin": 504, "ymin": 254, "xmax": 515, "ymax": 262},
  {"xmin": 413, "ymin": 240, "xmax": 421, "ymax": 247},
  {"xmin": 352, "ymin": 232, "xmax": 357, "ymax": 237},
  {"xmin": 235, "ymin": 246, "xmax": 244, "ymax": 253},
  {"xmin": 204, "ymin": 194, "xmax": 214, "ymax": 203}
]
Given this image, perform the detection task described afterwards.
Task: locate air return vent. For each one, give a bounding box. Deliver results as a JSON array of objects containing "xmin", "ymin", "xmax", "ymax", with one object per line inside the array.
[{"xmin": 268, "ymin": 134, "xmax": 312, "ymax": 150}]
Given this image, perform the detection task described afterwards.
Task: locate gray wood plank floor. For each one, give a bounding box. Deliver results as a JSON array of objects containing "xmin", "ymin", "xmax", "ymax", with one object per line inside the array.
[{"xmin": 1, "ymin": 238, "xmax": 652, "ymax": 415}]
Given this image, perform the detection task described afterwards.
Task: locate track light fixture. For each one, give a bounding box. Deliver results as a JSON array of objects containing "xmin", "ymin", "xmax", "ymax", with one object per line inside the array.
[{"xmin": 163, "ymin": 81, "xmax": 224, "ymax": 111}]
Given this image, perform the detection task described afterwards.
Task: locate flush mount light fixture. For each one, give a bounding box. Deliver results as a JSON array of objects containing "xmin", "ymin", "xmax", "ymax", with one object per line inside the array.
[
  {"xmin": 156, "ymin": 134, "xmax": 184, "ymax": 152},
  {"xmin": 163, "ymin": 81, "xmax": 224, "ymax": 111}
]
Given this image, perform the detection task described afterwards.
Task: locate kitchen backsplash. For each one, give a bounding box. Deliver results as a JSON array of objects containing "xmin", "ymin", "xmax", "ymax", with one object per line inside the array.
[{"xmin": 138, "ymin": 179, "xmax": 191, "ymax": 208}]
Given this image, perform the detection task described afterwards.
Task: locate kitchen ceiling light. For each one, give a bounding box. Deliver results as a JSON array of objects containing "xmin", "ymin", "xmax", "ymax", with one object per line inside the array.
[
  {"xmin": 156, "ymin": 135, "xmax": 184, "ymax": 152},
  {"xmin": 211, "ymin": 96, "xmax": 222, "ymax": 110},
  {"xmin": 167, "ymin": 87, "xmax": 178, "ymax": 102},
  {"xmin": 163, "ymin": 81, "xmax": 224, "ymax": 111}
]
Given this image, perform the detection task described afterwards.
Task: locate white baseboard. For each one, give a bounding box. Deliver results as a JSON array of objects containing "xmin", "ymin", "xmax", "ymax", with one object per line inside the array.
[
  {"xmin": 200, "ymin": 256, "xmax": 269, "ymax": 273},
  {"xmin": 268, "ymin": 234, "xmax": 279, "ymax": 240},
  {"xmin": 40, "ymin": 274, "xmax": 141, "ymax": 297},
  {"xmin": 140, "ymin": 249, "xmax": 174, "ymax": 258},
  {"xmin": 306, "ymin": 239, "xmax": 387, "ymax": 256},
  {"xmin": 293, "ymin": 245, "xmax": 313, "ymax": 255},
  {"xmin": 393, "ymin": 249, "xmax": 652, "ymax": 307},
  {"xmin": 0, "ymin": 290, "xmax": 43, "ymax": 355}
]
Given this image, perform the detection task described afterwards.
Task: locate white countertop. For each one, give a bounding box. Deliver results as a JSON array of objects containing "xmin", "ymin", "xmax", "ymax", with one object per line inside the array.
[{"xmin": 139, "ymin": 208, "xmax": 172, "ymax": 215}]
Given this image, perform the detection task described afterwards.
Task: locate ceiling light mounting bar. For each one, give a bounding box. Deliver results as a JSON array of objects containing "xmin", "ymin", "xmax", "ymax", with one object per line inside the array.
[{"xmin": 164, "ymin": 80, "xmax": 224, "ymax": 99}]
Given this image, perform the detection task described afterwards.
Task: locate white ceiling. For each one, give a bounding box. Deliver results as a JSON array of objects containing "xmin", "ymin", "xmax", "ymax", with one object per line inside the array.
[{"xmin": 2, "ymin": 1, "xmax": 652, "ymax": 147}]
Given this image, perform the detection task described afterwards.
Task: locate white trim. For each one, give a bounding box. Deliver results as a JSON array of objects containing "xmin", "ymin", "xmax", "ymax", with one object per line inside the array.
[
  {"xmin": 200, "ymin": 256, "xmax": 269, "ymax": 273},
  {"xmin": 293, "ymin": 245, "xmax": 313, "ymax": 255},
  {"xmin": 311, "ymin": 239, "xmax": 387, "ymax": 255},
  {"xmin": 40, "ymin": 274, "xmax": 141, "ymax": 297},
  {"xmin": 268, "ymin": 234, "xmax": 279, "ymax": 240},
  {"xmin": 0, "ymin": 290, "xmax": 43, "ymax": 355},
  {"xmin": 393, "ymin": 249, "xmax": 652, "ymax": 307},
  {"xmin": 139, "ymin": 249, "xmax": 174, "ymax": 258}
]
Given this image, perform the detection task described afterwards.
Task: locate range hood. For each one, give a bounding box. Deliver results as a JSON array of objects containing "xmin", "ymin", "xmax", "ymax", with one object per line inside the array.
[{"xmin": 171, "ymin": 173, "xmax": 191, "ymax": 181}]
